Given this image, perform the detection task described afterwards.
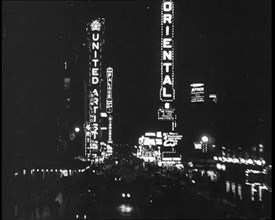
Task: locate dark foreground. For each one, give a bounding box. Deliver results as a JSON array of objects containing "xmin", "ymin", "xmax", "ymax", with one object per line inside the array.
[{"xmin": 2, "ymin": 162, "xmax": 270, "ymax": 220}]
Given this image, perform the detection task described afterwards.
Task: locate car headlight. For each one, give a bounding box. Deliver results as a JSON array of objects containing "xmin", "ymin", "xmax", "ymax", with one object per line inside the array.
[{"xmin": 119, "ymin": 204, "xmax": 133, "ymax": 213}]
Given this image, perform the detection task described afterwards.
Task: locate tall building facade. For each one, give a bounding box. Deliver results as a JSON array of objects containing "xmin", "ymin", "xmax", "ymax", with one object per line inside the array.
[{"xmin": 56, "ymin": 47, "xmax": 84, "ymax": 157}]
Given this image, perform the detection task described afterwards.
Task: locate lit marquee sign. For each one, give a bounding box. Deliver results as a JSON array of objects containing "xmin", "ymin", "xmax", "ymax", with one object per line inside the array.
[
  {"xmin": 160, "ymin": 0, "xmax": 175, "ymax": 102},
  {"xmin": 139, "ymin": 133, "xmax": 163, "ymax": 146},
  {"xmin": 85, "ymin": 18, "xmax": 105, "ymax": 155},
  {"xmin": 139, "ymin": 131, "xmax": 181, "ymax": 147},
  {"xmin": 191, "ymin": 83, "xmax": 204, "ymax": 103},
  {"xmin": 106, "ymin": 67, "xmax": 113, "ymax": 114},
  {"xmin": 158, "ymin": 102, "xmax": 175, "ymax": 121},
  {"xmin": 194, "ymin": 142, "xmax": 202, "ymax": 150},
  {"xmin": 163, "ymin": 132, "xmax": 182, "ymax": 147},
  {"xmin": 162, "ymin": 151, "xmax": 181, "ymax": 161}
]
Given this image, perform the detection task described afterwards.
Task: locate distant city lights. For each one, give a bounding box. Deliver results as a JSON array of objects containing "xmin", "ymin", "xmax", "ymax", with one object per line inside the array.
[
  {"xmin": 216, "ymin": 163, "xmax": 222, "ymax": 170},
  {"xmin": 201, "ymin": 136, "xmax": 208, "ymax": 143},
  {"xmin": 238, "ymin": 184, "xmax": 242, "ymax": 200},
  {"xmin": 226, "ymin": 181, "xmax": 230, "ymax": 193},
  {"xmin": 240, "ymin": 158, "xmax": 245, "ymax": 164}
]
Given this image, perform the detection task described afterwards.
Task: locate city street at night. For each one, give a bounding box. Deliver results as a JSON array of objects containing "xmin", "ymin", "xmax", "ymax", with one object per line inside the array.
[
  {"xmin": 3, "ymin": 153, "xmax": 271, "ymax": 219},
  {"xmin": 2, "ymin": 0, "xmax": 271, "ymax": 219}
]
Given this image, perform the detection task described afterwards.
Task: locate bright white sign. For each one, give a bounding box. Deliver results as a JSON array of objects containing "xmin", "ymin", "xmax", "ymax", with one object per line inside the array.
[
  {"xmin": 158, "ymin": 106, "xmax": 175, "ymax": 121},
  {"xmin": 163, "ymin": 132, "xmax": 182, "ymax": 147},
  {"xmin": 85, "ymin": 18, "xmax": 105, "ymax": 157},
  {"xmin": 160, "ymin": 0, "xmax": 175, "ymax": 102},
  {"xmin": 191, "ymin": 83, "xmax": 204, "ymax": 103},
  {"xmin": 106, "ymin": 67, "xmax": 113, "ymax": 114}
]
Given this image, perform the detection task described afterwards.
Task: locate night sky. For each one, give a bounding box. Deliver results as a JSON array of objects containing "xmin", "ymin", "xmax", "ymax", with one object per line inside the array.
[{"xmin": 2, "ymin": 1, "xmax": 271, "ymax": 160}]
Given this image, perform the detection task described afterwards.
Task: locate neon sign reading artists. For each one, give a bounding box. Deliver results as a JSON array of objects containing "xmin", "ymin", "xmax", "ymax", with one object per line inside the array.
[{"xmin": 160, "ymin": 0, "xmax": 175, "ymax": 102}]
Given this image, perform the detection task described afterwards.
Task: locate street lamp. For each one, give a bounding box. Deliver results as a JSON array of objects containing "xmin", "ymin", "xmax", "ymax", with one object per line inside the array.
[
  {"xmin": 201, "ymin": 136, "xmax": 209, "ymax": 193},
  {"xmin": 201, "ymin": 136, "xmax": 208, "ymax": 146},
  {"xmin": 75, "ymin": 127, "xmax": 80, "ymax": 133},
  {"xmin": 201, "ymin": 135, "xmax": 209, "ymax": 154}
]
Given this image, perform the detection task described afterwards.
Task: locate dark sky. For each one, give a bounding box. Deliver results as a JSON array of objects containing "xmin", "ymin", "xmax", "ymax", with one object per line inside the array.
[{"xmin": 2, "ymin": 1, "xmax": 271, "ymax": 159}]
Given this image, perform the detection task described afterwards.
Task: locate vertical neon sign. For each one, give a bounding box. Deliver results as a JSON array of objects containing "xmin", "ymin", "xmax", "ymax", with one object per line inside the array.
[
  {"xmin": 160, "ymin": 0, "xmax": 175, "ymax": 102},
  {"xmin": 85, "ymin": 18, "xmax": 105, "ymax": 159},
  {"xmin": 106, "ymin": 67, "xmax": 113, "ymax": 144},
  {"xmin": 106, "ymin": 67, "xmax": 113, "ymax": 114},
  {"xmin": 158, "ymin": 0, "xmax": 176, "ymax": 132}
]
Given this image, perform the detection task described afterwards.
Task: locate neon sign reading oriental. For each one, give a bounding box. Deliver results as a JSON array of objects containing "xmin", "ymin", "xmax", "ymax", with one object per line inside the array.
[{"xmin": 160, "ymin": 0, "xmax": 175, "ymax": 102}]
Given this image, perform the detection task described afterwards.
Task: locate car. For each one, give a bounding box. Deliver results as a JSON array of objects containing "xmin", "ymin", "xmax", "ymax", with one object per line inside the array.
[
  {"xmin": 117, "ymin": 203, "xmax": 134, "ymax": 216},
  {"xmin": 74, "ymin": 202, "xmax": 95, "ymax": 220},
  {"xmin": 118, "ymin": 188, "xmax": 133, "ymax": 205},
  {"xmin": 73, "ymin": 192, "xmax": 97, "ymax": 220}
]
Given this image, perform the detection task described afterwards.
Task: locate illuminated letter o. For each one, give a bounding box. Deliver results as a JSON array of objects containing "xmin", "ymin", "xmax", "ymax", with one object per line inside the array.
[{"xmin": 163, "ymin": 2, "xmax": 172, "ymax": 12}]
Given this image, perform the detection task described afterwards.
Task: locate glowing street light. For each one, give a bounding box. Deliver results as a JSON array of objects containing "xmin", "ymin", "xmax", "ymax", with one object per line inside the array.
[
  {"xmin": 201, "ymin": 135, "xmax": 209, "ymax": 194},
  {"xmin": 201, "ymin": 136, "xmax": 208, "ymax": 154},
  {"xmin": 75, "ymin": 127, "xmax": 80, "ymax": 133},
  {"xmin": 201, "ymin": 136, "xmax": 209, "ymax": 143}
]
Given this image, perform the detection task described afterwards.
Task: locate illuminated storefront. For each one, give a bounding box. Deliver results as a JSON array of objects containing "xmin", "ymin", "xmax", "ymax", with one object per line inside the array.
[
  {"xmin": 212, "ymin": 145, "xmax": 271, "ymax": 211},
  {"xmin": 137, "ymin": 131, "xmax": 182, "ymax": 167}
]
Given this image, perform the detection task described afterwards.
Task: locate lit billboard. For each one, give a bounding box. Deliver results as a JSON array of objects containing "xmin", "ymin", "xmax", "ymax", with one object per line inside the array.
[
  {"xmin": 158, "ymin": 102, "xmax": 175, "ymax": 121},
  {"xmin": 163, "ymin": 132, "xmax": 182, "ymax": 147},
  {"xmin": 139, "ymin": 131, "xmax": 182, "ymax": 147},
  {"xmin": 191, "ymin": 83, "xmax": 204, "ymax": 103}
]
